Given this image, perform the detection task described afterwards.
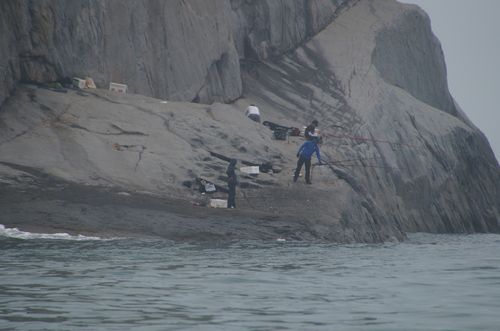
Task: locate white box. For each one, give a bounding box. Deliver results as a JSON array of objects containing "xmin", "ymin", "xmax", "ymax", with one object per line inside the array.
[
  {"xmin": 240, "ymin": 166, "xmax": 260, "ymax": 174},
  {"xmin": 109, "ymin": 82, "xmax": 128, "ymax": 93},
  {"xmin": 73, "ymin": 77, "xmax": 86, "ymax": 89},
  {"xmin": 210, "ymin": 199, "xmax": 227, "ymax": 208}
]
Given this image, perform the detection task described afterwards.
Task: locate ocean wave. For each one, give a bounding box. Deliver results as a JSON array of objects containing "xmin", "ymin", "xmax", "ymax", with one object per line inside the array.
[{"xmin": 0, "ymin": 224, "xmax": 103, "ymax": 240}]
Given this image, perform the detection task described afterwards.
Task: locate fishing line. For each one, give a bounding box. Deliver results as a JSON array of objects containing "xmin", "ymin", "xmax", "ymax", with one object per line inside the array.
[
  {"xmin": 331, "ymin": 131, "xmax": 444, "ymax": 154},
  {"xmin": 326, "ymin": 156, "xmax": 383, "ymax": 165},
  {"xmin": 309, "ymin": 129, "xmax": 446, "ymax": 155}
]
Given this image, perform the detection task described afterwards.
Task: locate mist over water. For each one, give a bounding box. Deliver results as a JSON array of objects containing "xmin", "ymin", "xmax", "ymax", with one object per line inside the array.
[{"xmin": 1, "ymin": 226, "xmax": 499, "ymax": 330}]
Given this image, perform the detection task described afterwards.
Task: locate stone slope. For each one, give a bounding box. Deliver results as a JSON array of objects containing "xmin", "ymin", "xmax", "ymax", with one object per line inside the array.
[{"xmin": 0, "ymin": 84, "xmax": 405, "ymax": 242}]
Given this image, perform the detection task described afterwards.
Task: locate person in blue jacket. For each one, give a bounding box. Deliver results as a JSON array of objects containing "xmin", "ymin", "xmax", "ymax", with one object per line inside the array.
[
  {"xmin": 294, "ymin": 138, "xmax": 322, "ymax": 184},
  {"xmin": 226, "ymin": 158, "xmax": 238, "ymax": 209}
]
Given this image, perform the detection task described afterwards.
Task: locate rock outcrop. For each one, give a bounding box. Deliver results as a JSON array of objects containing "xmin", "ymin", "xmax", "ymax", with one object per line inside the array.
[
  {"xmin": 1, "ymin": 0, "xmax": 499, "ymax": 242},
  {"xmin": 0, "ymin": 0, "xmax": 239, "ymax": 105},
  {"xmin": 0, "ymin": 0, "xmax": 353, "ymax": 106},
  {"xmin": 238, "ymin": 0, "xmax": 500, "ymax": 235}
]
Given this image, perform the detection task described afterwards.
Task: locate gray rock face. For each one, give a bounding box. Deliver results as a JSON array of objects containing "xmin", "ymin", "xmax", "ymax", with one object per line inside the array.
[
  {"xmin": 229, "ymin": 0, "xmax": 351, "ymax": 60},
  {"xmin": 0, "ymin": 0, "xmax": 499, "ymax": 241},
  {"xmin": 0, "ymin": 0, "xmax": 351, "ymax": 106},
  {"xmin": 238, "ymin": 0, "xmax": 500, "ymax": 235},
  {"xmin": 0, "ymin": 0, "xmax": 241, "ymax": 104},
  {"xmin": 372, "ymin": 10, "xmax": 456, "ymax": 116}
]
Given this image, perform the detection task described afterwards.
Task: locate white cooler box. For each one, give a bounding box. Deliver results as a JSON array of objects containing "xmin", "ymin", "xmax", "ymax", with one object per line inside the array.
[
  {"xmin": 210, "ymin": 199, "xmax": 227, "ymax": 208},
  {"xmin": 240, "ymin": 166, "xmax": 259, "ymax": 174},
  {"xmin": 109, "ymin": 82, "xmax": 128, "ymax": 93}
]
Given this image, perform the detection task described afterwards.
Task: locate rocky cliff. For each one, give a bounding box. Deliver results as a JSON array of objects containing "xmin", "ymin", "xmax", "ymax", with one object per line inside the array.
[
  {"xmin": 1, "ymin": 0, "xmax": 499, "ymax": 242},
  {"xmin": 0, "ymin": 0, "xmax": 351, "ymax": 106}
]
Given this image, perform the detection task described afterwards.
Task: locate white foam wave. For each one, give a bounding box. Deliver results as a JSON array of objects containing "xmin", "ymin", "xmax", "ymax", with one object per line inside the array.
[{"xmin": 0, "ymin": 224, "xmax": 103, "ymax": 240}]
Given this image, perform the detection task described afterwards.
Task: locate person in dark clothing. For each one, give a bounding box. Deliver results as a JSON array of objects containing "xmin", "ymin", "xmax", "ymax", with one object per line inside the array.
[
  {"xmin": 294, "ymin": 138, "xmax": 322, "ymax": 184},
  {"xmin": 305, "ymin": 119, "xmax": 319, "ymax": 140},
  {"xmin": 226, "ymin": 158, "xmax": 238, "ymax": 209}
]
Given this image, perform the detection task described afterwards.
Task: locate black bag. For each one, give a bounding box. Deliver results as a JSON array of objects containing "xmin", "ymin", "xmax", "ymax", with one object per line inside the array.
[
  {"xmin": 259, "ymin": 162, "xmax": 273, "ymax": 173},
  {"xmin": 273, "ymin": 128, "xmax": 287, "ymax": 140}
]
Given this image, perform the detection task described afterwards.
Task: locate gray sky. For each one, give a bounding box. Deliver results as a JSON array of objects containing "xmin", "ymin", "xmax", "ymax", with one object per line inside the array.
[{"xmin": 401, "ymin": 0, "xmax": 500, "ymax": 163}]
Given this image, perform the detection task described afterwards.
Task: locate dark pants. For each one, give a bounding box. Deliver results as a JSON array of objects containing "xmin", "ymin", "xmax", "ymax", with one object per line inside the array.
[
  {"xmin": 294, "ymin": 156, "xmax": 311, "ymax": 183},
  {"xmin": 248, "ymin": 114, "xmax": 260, "ymax": 123},
  {"xmin": 228, "ymin": 182, "xmax": 236, "ymax": 208}
]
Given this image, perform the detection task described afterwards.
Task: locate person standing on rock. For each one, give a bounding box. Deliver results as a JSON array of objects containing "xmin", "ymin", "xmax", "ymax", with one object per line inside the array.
[
  {"xmin": 244, "ymin": 104, "xmax": 261, "ymax": 123},
  {"xmin": 294, "ymin": 138, "xmax": 322, "ymax": 184},
  {"xmin": 226, "ymin": 158, "xmax": 238, "ymax": 209},
  {"xmin": 305, "ymin": 119, "xmax": 319, "ymax": 140}
]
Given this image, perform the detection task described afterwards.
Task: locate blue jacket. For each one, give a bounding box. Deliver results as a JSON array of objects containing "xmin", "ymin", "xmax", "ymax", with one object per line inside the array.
[
  {"xmin": 226, "ymin": 158, "xmax": 237, "ymax": 183},
  {"xmin": 298, "ymin": 141, "xmax": 322, "ymax": 163}
]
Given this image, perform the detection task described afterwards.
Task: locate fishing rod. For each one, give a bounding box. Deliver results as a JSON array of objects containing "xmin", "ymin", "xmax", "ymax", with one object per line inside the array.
[
  {"xmin": 310, "ymin": 154, "xmax": 400, "ymax": 180},
  {"xmin": 317, "ymin": 130, "xmax": 446, "ymax": 155},
  {"xmin": 319, "ymin": 157, "xmax": 399, "ymax": 169},
  {"xmin": 334, "ymin": 164, "xmax": 400, "ymax": 170},
  {"xmin": 324, "ymin": 156, "xmax": 383, "ymax": 166},
  {"xmin": 313, "ymin": 161, "xmax": 400, "ymax": 171}
]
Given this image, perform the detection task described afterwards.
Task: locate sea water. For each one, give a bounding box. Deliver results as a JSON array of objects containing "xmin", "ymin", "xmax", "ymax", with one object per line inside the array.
[{"xmin": 1, "ymin": 224, "xmax": 499, "ymax": 331}]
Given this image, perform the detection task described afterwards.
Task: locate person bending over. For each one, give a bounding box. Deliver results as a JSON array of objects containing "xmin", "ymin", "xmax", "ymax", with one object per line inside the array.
[{"xmin": 244, "ymin": 104, "xmax": 261, "ymax": 123}]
